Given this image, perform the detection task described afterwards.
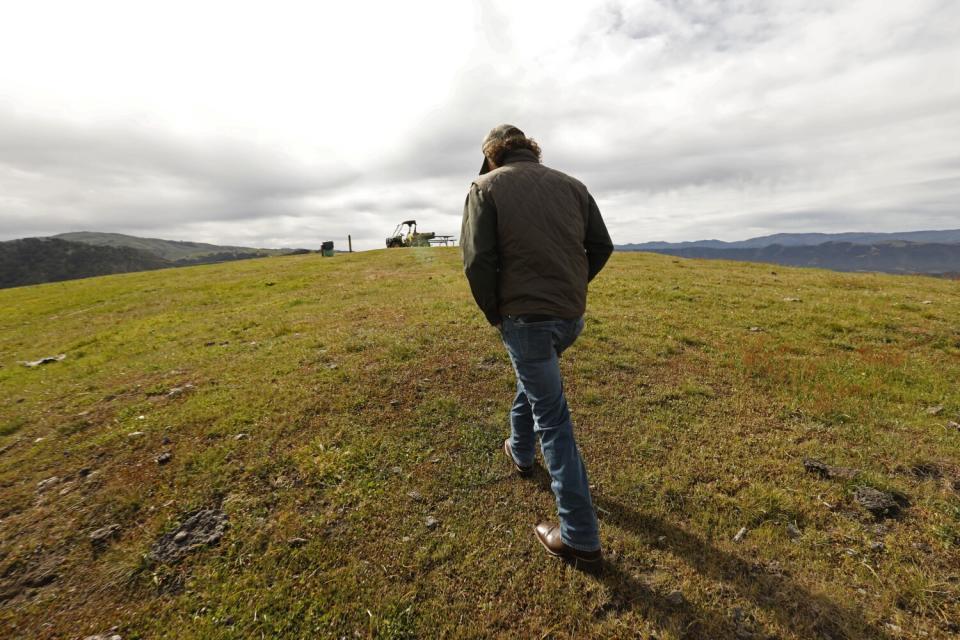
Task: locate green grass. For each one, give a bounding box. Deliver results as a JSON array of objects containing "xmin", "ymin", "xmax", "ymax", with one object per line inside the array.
[{"xmin": 1, "ymin": 249, "xmax": 958, "ymax": 639}]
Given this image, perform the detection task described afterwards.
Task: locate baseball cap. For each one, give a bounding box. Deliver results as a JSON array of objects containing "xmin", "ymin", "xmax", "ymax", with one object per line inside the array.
[{"xmin": 479, "ymin": 124, "xmax": 526, "ymax": 175}]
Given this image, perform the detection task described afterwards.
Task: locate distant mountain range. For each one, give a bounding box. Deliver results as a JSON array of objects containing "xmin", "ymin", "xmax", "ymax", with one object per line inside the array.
[
  {"xmin": 617, "ymin": 229, "xmax": 960, "ymax": 276},
  {"xmin": 1, "ymin": 232, "xmax": 309, "ymax": 289},
  {"xmin": 618, "ymin": 229, "xmax": 960, "ymax": 251}
]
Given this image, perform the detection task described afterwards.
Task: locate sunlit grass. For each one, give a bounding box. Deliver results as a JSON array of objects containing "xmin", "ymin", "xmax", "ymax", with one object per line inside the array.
[{"xmin": 0, "ymin": 249, "xmax": 957, "ymax": 639}]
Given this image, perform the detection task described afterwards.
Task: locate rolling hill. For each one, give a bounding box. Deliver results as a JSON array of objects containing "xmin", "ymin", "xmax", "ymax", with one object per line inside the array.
[
  {"xmin": 1, "ymin": 232, "xmax": 308, "ymax": 289},
  {"xmin": 0, "ymin": 237, "xmax": 172, "ymax": 289},
  {"xmin": 54, "ymin": 231, "xmax": 292, "ymax": 261},
  {"xmin": 640, "ymin": 241, "xmax": 960, "ymax": 276},
  {"xmin": 0, "ymin": 249, "xmax": 958, "ymax": 639}
]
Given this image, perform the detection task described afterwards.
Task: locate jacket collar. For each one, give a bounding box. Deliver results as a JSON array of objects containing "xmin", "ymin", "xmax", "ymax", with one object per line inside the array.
[{"xmin": 501, "ymin": 148, "xmax": 540, "ymax": 165}]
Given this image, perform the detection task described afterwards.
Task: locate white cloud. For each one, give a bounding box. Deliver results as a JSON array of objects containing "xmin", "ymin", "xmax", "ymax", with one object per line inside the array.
[{"xmin": 1, "ymin": 0, "xmax": 958, "ymax": 249}]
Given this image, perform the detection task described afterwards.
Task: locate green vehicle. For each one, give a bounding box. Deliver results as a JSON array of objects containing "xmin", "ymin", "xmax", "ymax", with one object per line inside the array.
[{"xmin": 386, "ymin": 220, "xmax": 435, "ymax": 248}]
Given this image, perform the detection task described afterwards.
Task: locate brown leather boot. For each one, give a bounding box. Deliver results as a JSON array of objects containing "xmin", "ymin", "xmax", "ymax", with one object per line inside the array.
[
  {"xmin": 534, "ymin": 523, "xmax": 602, "ymax": 563},
  {"xmin": 503, "ymin": 438, "xmax": 533, "ymax": 476}
]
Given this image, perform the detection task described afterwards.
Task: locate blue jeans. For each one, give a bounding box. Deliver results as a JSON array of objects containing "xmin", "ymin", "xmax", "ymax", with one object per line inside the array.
[{"xmin": 499, "ymin": 315, "xmax": 600, "ymax": 552}]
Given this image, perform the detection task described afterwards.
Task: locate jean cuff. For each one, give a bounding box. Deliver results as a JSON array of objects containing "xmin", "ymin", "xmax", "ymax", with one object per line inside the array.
[{"xmin": 560, "ymin": 531, "xmax": 601, "ymax": 552}]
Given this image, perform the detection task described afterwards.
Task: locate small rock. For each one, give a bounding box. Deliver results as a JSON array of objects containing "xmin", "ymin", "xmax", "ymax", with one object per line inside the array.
[
  {"xmin": 155, "ymin": 452, "xmax": 172, "ymax": 465},
  {"xmin": 407, "ymin": 490, "xmax": 424, "ymax": 502},
  {"xmin": 665, "ymin": 590, "xmax": 685, "ymax": 606},
  {"xmin": 20, "ymin": 353, "xmax": 66, "ymax": 367},
  {"xmin": 926, "ymin": 405, "xmax": 944, "ymax": 416},
  {"xmin": 921, "ymin": 300, "xmax": 933, "ymax": 305},
  {"xmin": 786, "ymin": 522, "xmax": 802, "ymax": 539},
  {"xmin": 89, "ymin": 524, "xmax": 121, "ymax": 547},
  {"xmin": 326, "ymin": 363, "xmax": 339, "ymax": 370},
  {"xmin": 36, "ymin": 476, "xmax": 60, "ymax": 493},
  {"xmin": 733, "ymin": 526, "xmax": 748, "ymax": 543},
  {"xmin": 390, "ymin": 466, "xmax": 403, "ymax": 475},
  {"xmin": 854, "ymin": 486, "xmax": 900, "ymax": 518},
  {"xmin": 174, "ymin": 530, "xmax": 189, "ymax": 543},
  {"xmin": 127, "ymin": 431, "xmax": 145, "ymax": 437},
  {"xmin": 234, "ymin": 433, "xmax": 249, "ymax": 440},
  {"xmin": 425, "ymin": 516, "xmax": 439, "ymax": 529},
  {"xmin": 946, "ymin": 421, "xmax": 960, "ymax": 431},
  {"xmin": 161, "ymin": 436, "xmax": 171, "ymax": 445},
  {"xmin": 748, "ymin": 326, "xmax": 764, "ymax": 332},
  {"xmin": 137, "ymin": 415, "xmax": 146, "ymax": 420},
  {"xmin": 870, "ymin": 541, "xmax": 885, "ymax": 552},
  {"xmin": 389, "ymin": 399, "xmax": 400, "ymax": 407},
  {"xmin": 166, "ymin": 383, "xmax": 194, "ymax": 398},
  {"xmin": 783, "ymin": 297, "xmax": 802, "ymax": 302},
  {"xmin": 83, "ymin": 634, "xmax": 122, "ymax": 640},
  {"xmin": 288, "ymin": 537, "xmax": 308, "ymax": 548}
]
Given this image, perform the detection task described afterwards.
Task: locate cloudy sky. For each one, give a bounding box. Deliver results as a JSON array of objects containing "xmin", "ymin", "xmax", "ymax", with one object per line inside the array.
[{"xmin": 1, "ymin": 0, "xmax": 958, "ymax": 250}]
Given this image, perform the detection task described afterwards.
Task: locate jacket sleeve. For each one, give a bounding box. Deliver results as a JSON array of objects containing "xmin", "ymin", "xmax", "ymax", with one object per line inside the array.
[
  {"xmin": 584, "ymin": 193, "xmax": 614, "ymax": 282},
  {"xmin": 461, "ymin": 183, "xmax": 501, "ymax": 325}
]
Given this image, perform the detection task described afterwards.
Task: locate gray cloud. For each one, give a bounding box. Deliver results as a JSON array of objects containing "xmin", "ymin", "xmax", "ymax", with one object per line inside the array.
[
  {"xmin": 0, "ymin": 107, "xmax": 358, "ymax": 238},
  {"xmin": 1, "ymin": 0, "xmax": 958, "ymax": 250}
]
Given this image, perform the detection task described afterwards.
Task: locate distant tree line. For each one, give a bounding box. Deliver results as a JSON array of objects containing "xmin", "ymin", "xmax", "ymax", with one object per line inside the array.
[{"xmin": 171, "ymin": 251, "xmax": 272, "ymax": 266}]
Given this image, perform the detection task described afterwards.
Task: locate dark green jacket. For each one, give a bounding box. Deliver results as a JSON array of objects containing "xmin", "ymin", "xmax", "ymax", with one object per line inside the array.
[{"xmin": 461, "ymin": 149, "xmax": 613, "ymax": 325}]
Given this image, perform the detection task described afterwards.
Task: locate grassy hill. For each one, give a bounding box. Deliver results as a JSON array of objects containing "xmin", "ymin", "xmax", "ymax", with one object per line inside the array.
[{"xmin": 0, "ymin": 249, "xmax": 958, "ymax": 639}]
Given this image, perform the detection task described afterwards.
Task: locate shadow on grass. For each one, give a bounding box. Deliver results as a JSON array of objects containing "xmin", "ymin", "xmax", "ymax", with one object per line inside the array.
[
  {"xmin": 525, "ymin": 465, "xmax": 889, "ymax": 638},
  {"xmin": 592, "ymin": 495, "xmax": 893, "ymax": 640},
  {"xmin": 579, "ymin": 556, "xmax": 740, "ymax": 638}
]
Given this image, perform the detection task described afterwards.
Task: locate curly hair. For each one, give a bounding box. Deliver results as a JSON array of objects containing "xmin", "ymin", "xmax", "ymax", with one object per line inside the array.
[{"xmin": 483, "ymin": 135, "xmax": 542, "ymax": 167}]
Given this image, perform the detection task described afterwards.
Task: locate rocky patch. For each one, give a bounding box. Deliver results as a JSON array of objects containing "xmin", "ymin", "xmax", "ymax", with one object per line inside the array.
[
  {"xmin": 853, "ymin": 486, "xmax": 901, "ymax": 519},
  {"xmin": 803, "ymin": 458, "xmax": 859, "ymax": 480},
  {"xmin": 90, "ymin": 524, "xmax": 121, "ymax": 550},
  {"xmin": 149, "ymin": 509, "xmax": 227, "ymax": 564}
]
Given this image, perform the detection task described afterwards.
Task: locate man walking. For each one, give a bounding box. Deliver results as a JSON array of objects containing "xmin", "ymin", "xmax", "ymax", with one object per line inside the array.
[{"xmin": 460, "ymin": 124, "xmax": 614, "ymax": 564}]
